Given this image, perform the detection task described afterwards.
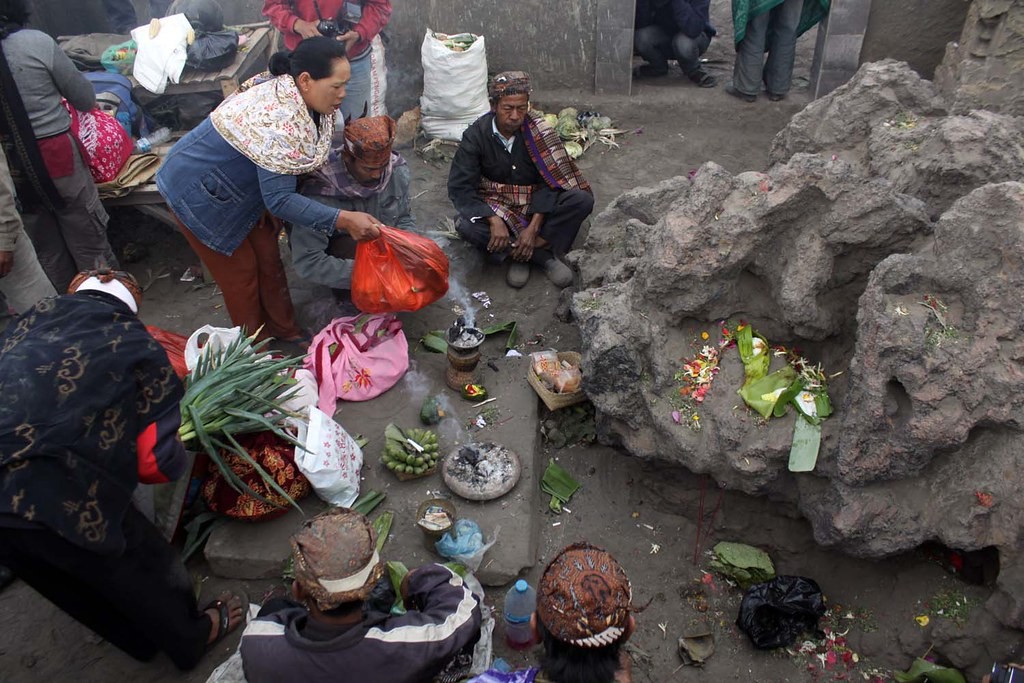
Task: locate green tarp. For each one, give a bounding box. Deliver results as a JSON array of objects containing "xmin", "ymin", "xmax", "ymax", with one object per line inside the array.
[{"xmin": 732, "ymin": 0, "xmax": 832, "ymax": 46}]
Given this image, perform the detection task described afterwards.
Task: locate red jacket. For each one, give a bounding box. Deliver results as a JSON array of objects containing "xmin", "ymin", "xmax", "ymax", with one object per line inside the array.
[{"xmin": 263, "ymin": 0, "xmax": 391, "ymax": 54}]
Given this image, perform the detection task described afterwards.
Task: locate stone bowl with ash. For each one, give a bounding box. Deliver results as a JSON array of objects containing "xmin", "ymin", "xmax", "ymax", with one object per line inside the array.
[{"xmin": 441, "ymin": 442, "xmax": 522, "ymax": 501}]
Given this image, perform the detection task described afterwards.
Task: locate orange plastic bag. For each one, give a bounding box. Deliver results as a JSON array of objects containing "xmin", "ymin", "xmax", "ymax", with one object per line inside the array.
[
  {"xmin": 352, "ymin": 226, "xmax": 450, "ymax": 313},
  {"xmin": 146, "ymin": 326, "xmax": 189, "ymax": 379}
]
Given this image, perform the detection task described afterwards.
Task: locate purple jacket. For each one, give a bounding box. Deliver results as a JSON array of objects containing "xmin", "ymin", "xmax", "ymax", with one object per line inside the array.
[{"xmin": 240, "ymin": 564, "xmax": 482, "ymax": 683}]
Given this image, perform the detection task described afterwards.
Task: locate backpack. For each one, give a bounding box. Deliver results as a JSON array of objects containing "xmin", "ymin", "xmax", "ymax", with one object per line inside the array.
[{"xmin": 84, "ymin": 72, "xmax": 151, "ymax": 138}]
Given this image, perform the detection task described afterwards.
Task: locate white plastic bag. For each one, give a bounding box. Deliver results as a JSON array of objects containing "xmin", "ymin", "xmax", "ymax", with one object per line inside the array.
[
  {"xmin": 184, "ymin": 324, "xmax": 243, "ymax": 371},
  {"xmin": 293, "ymin": 406, "xmax": 363, "ymax": 507},
  {"xmin": 368, "ymin": 34, "xmax": 388, "ymax": 117},
  {"xmin": 419, "ymin": 29, "xmax": 489, "ymax": 140},
  {"xmin": 132, "ymin": 13, "xmax": 192, "ymax": 95}
]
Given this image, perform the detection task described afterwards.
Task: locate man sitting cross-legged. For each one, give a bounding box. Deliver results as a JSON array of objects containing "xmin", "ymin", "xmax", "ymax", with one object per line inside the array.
[{"xmin": 447, "ymin": 71, "xmax": 594, "ymax": 289}]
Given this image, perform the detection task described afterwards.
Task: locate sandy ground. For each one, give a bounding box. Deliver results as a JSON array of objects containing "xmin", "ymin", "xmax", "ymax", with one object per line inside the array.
[{"xmin": 0, "ymin": 49, "xmax": 1007, "ymax": 683}]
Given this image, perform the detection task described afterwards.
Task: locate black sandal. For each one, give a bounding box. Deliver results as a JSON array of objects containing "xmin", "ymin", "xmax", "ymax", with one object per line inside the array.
[
  {"xmin": 203, "ymin": 591, "xmax": 247, "ymax": 647},
  {"xmin": 687, "ymin": 68, "xmax": 717, "ymax": 88}
]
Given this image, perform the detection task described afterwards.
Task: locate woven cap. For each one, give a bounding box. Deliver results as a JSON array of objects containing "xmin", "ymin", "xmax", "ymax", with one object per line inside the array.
[
  {"xmin": 537, "ymin": 543, "xmax": 632, "ymax": 648},
  {"xmin": 488, "ymin": 71, "xmax": 532, "ymax": 100},
  {"xmin": 291, "ymin": 508, "xmax": 385, "ymax": 610}
]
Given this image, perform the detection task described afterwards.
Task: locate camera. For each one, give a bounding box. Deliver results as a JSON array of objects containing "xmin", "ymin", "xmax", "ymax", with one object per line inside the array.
[
  {"xmin": 316, "ymin": 18, "xmax": 340, "ymax": 37},
  {"xmin": 991, "ymin": 663, "xmax": 1023, "ymax": 683}
]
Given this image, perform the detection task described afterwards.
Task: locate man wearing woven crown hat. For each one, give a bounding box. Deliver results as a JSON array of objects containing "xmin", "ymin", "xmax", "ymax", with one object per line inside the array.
[
  {"xmin": 291, "ymin": 115, "xmax": 418, "ymax": 303},
  {"xmin": 448, "ymin": 71, "xmax": 594, "ymax": 289},
  {"xmin": 240, "ymin": 507, "xmax": 482, "ymax": 683},
  {"xmin": 469, "ymin": 542, "xmax": 636, "ymax": 683}
]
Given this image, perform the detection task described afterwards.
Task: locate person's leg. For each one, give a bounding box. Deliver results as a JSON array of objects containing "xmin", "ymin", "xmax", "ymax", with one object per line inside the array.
[
  {"xmin": 732, "ymin": 7, "xmax": 772, "ymax": 97},
  {"xmin": 248, "ymin": 213, "xmax": 302, "ymax": 341},
  {"xmin": 176, "ymin": 216, "xmax": 267, "ymax": 337},
  {"xmin": 633, "ymin": 26, "xmax": 672, "ymax": 77},
  {"xmin": 325, "ymin": 231, "xmax": 356, "ymax": 301},
  {"xmin": 101, "ymin": 0, "xmax": 138, "ymax": 33},
  {"xmin": 338, "ymin": 54, "xmax": 372, "ymax": 125},
  {"xmin": 536, "ymin": 190, "xmax": 594, "ymax": 257},
  {"xmin": 454, "ymin": 214, "xmax": 508, "ymax": 265},
  {"xmin": 0, "ymin": 227, "xmax": 58, "ymax": 313},
  {"xmin": 763, "ymin": 0, "xmax": 804, "ymax": 98},
  {"xmin": 22, "ymin": 210, "xmax": 78, "ymax": 292},
  {"xmin": 671, "ymin": 32, "xmax": 715, "ymax": 86},
  {"xmin": 50, "ymin": 144, "xmax": 120, "ymax": 276}
]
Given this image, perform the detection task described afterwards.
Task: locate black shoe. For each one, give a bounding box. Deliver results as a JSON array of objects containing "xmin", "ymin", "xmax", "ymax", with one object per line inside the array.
[
  {"xmin": 0, "ymin": 565, "xmax": 14, "ymax": 592},
  {"xmin": 725, "ymin": 85, "xmax": 756, "ymax": 103},
  {"xmin": 632, "ymin": 64, "xmax": 669, "ymax": 80},
  {"xmin": 687, "ymin": 68, "xmax": 717, "ymax": 88},
  {"xmin": 768, "ymin": 92, "xmax": 786, "ymax": 102}
]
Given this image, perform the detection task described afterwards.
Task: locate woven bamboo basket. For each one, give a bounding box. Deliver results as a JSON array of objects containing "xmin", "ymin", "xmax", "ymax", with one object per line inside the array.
[{"xmin": 527, "ymin": 351, "xmax": 586, "ymax": 411}]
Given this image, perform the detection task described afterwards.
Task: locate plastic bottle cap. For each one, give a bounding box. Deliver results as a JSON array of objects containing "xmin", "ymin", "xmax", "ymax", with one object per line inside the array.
[{"xmin": 515, "ymin": 579, "xmax": 529, "ymax": 593}]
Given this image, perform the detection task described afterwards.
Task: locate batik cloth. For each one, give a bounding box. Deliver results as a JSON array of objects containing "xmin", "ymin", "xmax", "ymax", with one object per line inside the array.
[
  {"xmin": 488, "ymin": 70, "xmax": 532, "ymax": 100},
  {"xmin": 0, "ymin": 292, "xmax": 182, "ymax": 554},
  {"xmin": 732, "ymin": 0, "xmax": 830, "ymax": 45},
  {"xmin": 211, "ymin": 73, "xmax": 334, "ymax": 175},
  {"xmin": 344, "ymin": 115, "xmax": 396, "ymax": 166},
  {"xmin": 537, "ymin": 542, "xmax": 633, "ymax": 648},
  {"xmin": 479, "ymin": 111, "xmax": 591, "ymax": 237}
]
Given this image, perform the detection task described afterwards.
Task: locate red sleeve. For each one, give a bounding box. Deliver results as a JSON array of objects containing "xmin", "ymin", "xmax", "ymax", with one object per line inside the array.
[
  {"xmin": 263, "ymin": 0, "xmax": 301, "ymax": 42},
  {"xmin": 351, "ymin": 0, "xmax": 391, "ymax": 54},
  {"xmin": 136, "ymin": 405, "xmax": 188, "ymax": 484}
]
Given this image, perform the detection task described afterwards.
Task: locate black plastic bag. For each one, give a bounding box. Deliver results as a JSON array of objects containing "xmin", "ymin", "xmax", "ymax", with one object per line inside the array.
[
  {"xmin": 186, "ymin": 30, "xmax": 238, "ymax": 72},
  {"xmin": 169, "ymin": 0, "xmax": 225, "ymax": 32},
  {"xmin": 736, "ymin": 575, "xmax": 826, "ymax": 649}
]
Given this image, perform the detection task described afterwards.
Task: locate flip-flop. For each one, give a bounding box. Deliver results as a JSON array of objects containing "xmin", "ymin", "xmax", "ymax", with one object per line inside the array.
[{"xmin": 203, "ymin": 590, "xmax": 249, "ymax": 647}]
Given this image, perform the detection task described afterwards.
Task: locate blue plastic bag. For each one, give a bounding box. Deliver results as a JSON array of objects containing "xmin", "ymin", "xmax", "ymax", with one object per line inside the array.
[{"xmin": 435, "ymin": 519, "xmax": 497, "ymax": 571}]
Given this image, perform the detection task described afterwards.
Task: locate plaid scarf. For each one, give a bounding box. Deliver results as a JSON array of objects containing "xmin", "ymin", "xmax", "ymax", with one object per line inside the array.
[
  {"xmin": 302, "ymin": 149, "xmax": 404, "ymax": 199},
  {"xmin": 480, "ymin": 112, "xmax": 591, "ymax": 237}
]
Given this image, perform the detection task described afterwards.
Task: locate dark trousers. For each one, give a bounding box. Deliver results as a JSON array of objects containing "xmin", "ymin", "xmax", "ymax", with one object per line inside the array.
[
  {"xmin": 102, "ymin": 0, "xmax": 172, "ymax": 33},
  {"xmin": 732, "ymin": 0, "xmax": 804, "ymax": 96},
  {"xmin": 634, "ymin": 26, "xmax": 712, "ymax": 75},
  {"xmin": 455, "ymin": 189, "xmax": 593, "ymax": 264},
  {"xmin": 0, "ymin": 506, "xmax": 211, "ymax": 670}
]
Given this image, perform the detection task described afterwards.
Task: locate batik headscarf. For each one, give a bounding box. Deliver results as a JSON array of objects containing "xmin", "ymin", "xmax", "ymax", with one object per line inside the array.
[
  {"xmin": 489, "ymin": 71, "xmax": 532, "ymax": 101},
  {"xmin": 536, "ymin": 543, "xmax": 633, "ymax": 648},
  {"xmin": 291, "ymin": 507, "xmax": 385, "ymax": 609},
  {"xmin": 211, "ymin": 73, "xmax": 335, "ymax": 175},
  {"xmin": 302, "ymin": 115, "xmax": 406, "ymax": 199}
]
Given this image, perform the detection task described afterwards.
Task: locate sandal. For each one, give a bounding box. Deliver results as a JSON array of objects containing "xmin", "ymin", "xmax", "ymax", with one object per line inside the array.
[
  {"xmin": 203, "ymin": 590, "xmax": 248, "ymax": 647},
  {"xmin": 687, "ymin": 68, "xmax": 717, "ymax": 88}
]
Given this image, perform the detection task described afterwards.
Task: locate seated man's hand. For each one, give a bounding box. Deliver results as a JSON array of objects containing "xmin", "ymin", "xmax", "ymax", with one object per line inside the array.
[
  {"xmin": 487, "ymin": 216, "xmax": 510, "ymax": 253},
  {"xmin": 337, "ymin": 211, "xmax": 382, "ymax": 241},
  {"xmin": 510, "ymin": 226, "xmax": 537, "ymax": 262}
]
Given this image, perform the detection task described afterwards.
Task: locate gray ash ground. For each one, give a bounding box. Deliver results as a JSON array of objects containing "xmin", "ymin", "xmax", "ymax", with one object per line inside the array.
[{"xmin": 442, "ymin": 443, "xmax": 520, "ymax": 500}]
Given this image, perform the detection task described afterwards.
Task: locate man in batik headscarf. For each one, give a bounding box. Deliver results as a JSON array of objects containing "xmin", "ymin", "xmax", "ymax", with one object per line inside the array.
[
  {"xmin": 293, "ymin": 115, "xmax": 416, "ymax": 302},
  {"xmin": 0, "ymin": 269, "xmax": 246, "ymax": 670},
  {"xmin": 241, "ymin": 507, "xmax": 482, "ymax": 683},
  {"xmin": 447, "ymin": 71, "xmax": 594, "ymax": 289},
  {"xmin": 468, "ymin": 542, "xmax": 636, "ymax": 683}
]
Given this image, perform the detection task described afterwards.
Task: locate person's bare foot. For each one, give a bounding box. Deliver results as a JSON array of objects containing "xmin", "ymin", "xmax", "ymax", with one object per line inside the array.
[{"xmin": 204, "ymin": 591, "xmax": 246, "ymax": 645}]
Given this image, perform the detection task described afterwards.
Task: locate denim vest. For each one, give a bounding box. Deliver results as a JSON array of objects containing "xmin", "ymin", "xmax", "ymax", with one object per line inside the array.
[{"xmin": 156, "ymin": 118, "xmax": 340, "ymax": 256}]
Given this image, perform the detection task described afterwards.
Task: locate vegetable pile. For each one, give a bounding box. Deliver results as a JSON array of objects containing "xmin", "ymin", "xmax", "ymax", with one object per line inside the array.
[
  {"xmin": 534, "ymin": 107, "xmax": 628, "ymax": 159},
  {"xmin": 432, "ymin": 31, "xmax": 477, "ymax": 52},
  {"xmin": 382, "ymin": 423, "xmax": 440, "ymax": 478}
]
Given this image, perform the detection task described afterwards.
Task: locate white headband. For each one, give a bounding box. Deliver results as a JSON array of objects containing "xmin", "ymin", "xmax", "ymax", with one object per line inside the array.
[
  {"xmin": 74, "ymin": 276, "xmax": 138, "ymax": 313},
  {"xmin": 317, "ymin": 551, "xmax": 380, "ymax": 594}
]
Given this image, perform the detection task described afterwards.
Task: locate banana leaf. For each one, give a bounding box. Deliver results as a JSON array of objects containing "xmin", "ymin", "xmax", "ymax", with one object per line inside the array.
[
  {"xmin": 738, "ymin": 366, "xmax": 798, "ymax": 418},
  {"xmin": 374, "ymin": 511, "xmax": 394, "ymax": 553},
  {"xmin": 352, "ymin": 490, "xmax": 386, "ymax": 516},
  {"xmin": 541, "ymin": 458, "xmax": 581, "ymax": 513},
  {"xmin": 893, "ymin": 658, "xmax": 966, "ymax": 683},
  {"xmin": 788, "ymin": 416, "xmax": 821, "ymax": 473},
  {"xmin": 419, "ymin": 320, "xmax": 519, "ymax": 353},
  {"xmin": 387, "ymin": 560, "xmax": 410, "ymax": 615},
  {"xmin": 736, "ymin": 325, "xmax": 770, "ymax": 384}
]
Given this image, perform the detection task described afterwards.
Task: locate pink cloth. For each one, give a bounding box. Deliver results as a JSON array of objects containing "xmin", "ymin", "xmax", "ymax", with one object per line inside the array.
[{"xmin": 306, "ymin": 314, "xmax": 409, "ymax": 413}]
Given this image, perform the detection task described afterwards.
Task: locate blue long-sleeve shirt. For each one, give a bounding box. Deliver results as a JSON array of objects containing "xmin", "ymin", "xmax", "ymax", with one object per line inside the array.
[
  {"xmin": 157, "ymin": 118, "xmax": 341, "ymax": 256},
  {"xmin": 635, "ymin": 0, "xmax": 712, "ymax": 39}
]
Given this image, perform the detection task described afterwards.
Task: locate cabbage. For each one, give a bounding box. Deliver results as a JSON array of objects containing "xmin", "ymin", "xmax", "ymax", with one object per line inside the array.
[
  {"xmin": 557, "ymin": 107, "xmax": 578, "ymax": 120},
  {"xmin": 543, "ymin": 113, "xmax": 558, "ymax": 127},
  {"xmin": 564, "ymin": 141, "xmax": 583, "ymax": 159},
  {"xmin": 588, "ymin": 116, "xmax": 612, "ymax": 132},
  {"xmin": 555, "ymin": 118, "xmax": 580, "ymax": 139}
]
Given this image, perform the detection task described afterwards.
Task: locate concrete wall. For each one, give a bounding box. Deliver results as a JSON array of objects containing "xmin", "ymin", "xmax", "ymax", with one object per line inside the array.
[{"xmin": 860, "ymin": 0, "xmax": 970, "ymax": 78}]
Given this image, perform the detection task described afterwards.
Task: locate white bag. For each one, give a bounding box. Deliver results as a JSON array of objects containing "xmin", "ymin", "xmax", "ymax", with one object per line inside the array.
[
  {"xmin": 184, "ymin": 324, "xmax": 243, "ymax": 371},
  {"xmin": 368, "ymin": 35, "xmax": 388, "ymax": 117},
  {"xmin": 132, "ymin": 13, "xmax": 192, "ymax": 95},
  {"xmin": 419, "ymin": 29, "xmax": 490, "ymax": 140},
  {"xmin": 293, "ymin": 406, "xmax": 363, "ymax": 507}
]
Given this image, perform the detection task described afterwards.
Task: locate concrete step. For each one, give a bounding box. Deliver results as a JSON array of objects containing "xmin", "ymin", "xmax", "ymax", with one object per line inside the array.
[{"xmin": 205, "ymin": 344, "xmax": 540, "ymax": 587}]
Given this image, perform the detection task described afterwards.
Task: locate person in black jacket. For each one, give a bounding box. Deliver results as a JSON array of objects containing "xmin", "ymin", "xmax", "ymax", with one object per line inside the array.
[
  {"xmin": 447, "ymin": 71, "xmax": 594, "ymax": 289},
  {"xmin": 633, "ymin": 0, "xmax": 717, "ymax": 87}
]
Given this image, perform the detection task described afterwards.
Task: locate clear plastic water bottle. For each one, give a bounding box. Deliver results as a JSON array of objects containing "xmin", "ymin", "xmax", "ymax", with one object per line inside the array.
[
  {"xmin": 503, "ymin": 579, "xmax": 536, "ymax": 650},
  {"xmin": 134, "ymin": 127, "xmax": 171, "ymax": 153}
]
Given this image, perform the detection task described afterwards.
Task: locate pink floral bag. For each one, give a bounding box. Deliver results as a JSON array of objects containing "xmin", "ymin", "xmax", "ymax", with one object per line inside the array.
[{"xmin": 305, "ymin": 314, "xmax": 409, "ymax": 414}]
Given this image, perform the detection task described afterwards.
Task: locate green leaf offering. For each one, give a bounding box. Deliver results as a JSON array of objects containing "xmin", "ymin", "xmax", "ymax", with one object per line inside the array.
[
  {"xmin": 893, "ymin": 658, "xmax": 966, "ymax": 683},
  {"xmin": 374, "ymin": 511, "xmax": 394, "ymax": 554},
  {"xmin": 541, "ymin": 458, "xmax": 581, "ymax": 513}
]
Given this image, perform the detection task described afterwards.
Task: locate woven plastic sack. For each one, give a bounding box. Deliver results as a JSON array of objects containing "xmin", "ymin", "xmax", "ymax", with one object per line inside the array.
[
  {"xmin": 352, "ymin": 226, "xmax": 449, "ymax": 313},
  {"xmin": 419, "ymin": 29, "xmax": 489, "ymax": 140}
]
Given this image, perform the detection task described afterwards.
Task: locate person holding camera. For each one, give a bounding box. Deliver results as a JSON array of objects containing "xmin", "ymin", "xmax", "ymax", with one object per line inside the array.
[{"xmin": 263, "ymin": 0, "xmax": 391, "ymax": 120}]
